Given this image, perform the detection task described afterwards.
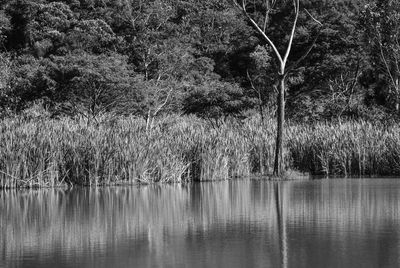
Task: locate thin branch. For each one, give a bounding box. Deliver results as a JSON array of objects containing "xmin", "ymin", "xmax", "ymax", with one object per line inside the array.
[
  {"xmin": 263, "ymin": 0, "xmax": 271, "ymax": 33},
  {"xmin": 348, "ymin": 59, "xmax": 361, "ymax": 95},
  {"xmin": 304, "ymin": 8, "xmax": 323, "ymax": 26},
  {"xmin": 285, "ymin": 30, "xmax": 321, "ymax": 75},
  {"xmin": 247, "ymin": 69, "xmax": 261, "ymax": 97},
  {"xmin": 379, "ymin": 38, "xmax": 398, "ymax": 92},
  {"xmin": 247, "ymin": 69, "xmax": 265, "ymax": 122}
]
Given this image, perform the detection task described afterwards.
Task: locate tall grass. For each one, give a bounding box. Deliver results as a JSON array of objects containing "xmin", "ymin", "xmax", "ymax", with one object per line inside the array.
[
  {"xmin": 0, "ymin": 115, "xmax": 399, "ymax": 188},
  {"xmin": 288, "ymin": 121, "xmax": 400, "ymax": 176}
]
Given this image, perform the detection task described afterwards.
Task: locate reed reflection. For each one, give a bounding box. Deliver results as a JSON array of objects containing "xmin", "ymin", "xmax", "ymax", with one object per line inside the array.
[{"xmin": 1, "ymin": 179, "xmax": 400, "ymax": 268}]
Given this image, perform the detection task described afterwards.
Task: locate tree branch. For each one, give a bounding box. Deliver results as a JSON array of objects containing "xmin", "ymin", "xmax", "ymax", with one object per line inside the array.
[{"xmin": 283, "ymin": 0, "xmax": 300, "ymax": 66}]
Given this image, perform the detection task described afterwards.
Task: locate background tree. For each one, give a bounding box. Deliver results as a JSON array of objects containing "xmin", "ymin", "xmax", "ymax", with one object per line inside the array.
[{"xmin": 51, "ymin": 52, "xmax": 135, "ymax": 121}]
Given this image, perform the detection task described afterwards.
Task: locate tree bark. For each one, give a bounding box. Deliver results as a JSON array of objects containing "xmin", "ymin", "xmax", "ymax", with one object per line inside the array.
[{"xmin": 274, "ymin": 74, "xmax": 285, "ymax": 176}]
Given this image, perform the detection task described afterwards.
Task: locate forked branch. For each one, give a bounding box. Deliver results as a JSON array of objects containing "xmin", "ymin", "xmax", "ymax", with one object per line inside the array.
[{"xmin": 232, "ymin": 0, "xmax": 321, "ymax": 76}]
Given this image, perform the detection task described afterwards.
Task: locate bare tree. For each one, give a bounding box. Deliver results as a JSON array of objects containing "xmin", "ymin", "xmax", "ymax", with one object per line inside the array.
[
  {"xmin": 375, "ymin": 34, "xmax": 400, "ymax": 112},
  {"xmin": 363, "ymin": 2, "xmax": 400, "ymax": 113},
  {"xmin": 247, "ymin": 69, "xmax": 266, "ymax": 123},
  {"xmin": 144, "ymin": 83, "xmax": 173, "ymax": 133},
  {"xmin": 327, "ymin": 60, "xmax": 361, "ymax": 120},
  {"xmin": 0, "ymin": 54, "xmax": 11, "ymax": 115},
  {"xmin": 231, "ymin": 0, "xmax": 322, "ymax": 176},
  {"xmin": 0, "ymin": 54, "xmax": 10, "ymax": 92}
]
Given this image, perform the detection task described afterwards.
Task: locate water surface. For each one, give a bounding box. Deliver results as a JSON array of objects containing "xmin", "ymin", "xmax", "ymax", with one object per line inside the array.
[{"xmin": 1, "ymin": 179, "xmax": 400, "ymax": 268}]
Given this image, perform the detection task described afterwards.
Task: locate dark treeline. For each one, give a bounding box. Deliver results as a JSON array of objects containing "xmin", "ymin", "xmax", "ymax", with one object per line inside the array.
[{"xmin": 0, "ymin": 0, "xmax": 399, "ymax": 122}]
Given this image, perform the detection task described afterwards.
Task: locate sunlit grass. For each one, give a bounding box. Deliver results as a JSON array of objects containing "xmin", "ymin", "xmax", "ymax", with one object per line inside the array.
[{"xmin": 0, "ymin": 115, "xmax": 399, "ymax": 188}]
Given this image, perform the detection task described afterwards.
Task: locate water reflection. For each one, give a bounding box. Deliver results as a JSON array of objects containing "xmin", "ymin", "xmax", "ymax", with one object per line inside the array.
[{"xmin": 1, "ymin": 179, "xmax": 400, "ymax": 268}]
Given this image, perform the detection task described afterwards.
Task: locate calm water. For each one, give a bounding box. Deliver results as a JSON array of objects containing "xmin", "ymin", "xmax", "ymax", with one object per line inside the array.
[{"xmin": 1, "ymin": 179, "xmax": 400, "ymax": 268}]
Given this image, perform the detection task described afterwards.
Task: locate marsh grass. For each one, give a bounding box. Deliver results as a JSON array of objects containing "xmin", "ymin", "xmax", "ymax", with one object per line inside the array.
[{"xmin": 1, "ymin": 115, "xmax": 400, "ymax": 188}]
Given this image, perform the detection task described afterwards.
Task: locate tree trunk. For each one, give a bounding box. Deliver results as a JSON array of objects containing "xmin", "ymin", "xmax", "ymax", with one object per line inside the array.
[{"xmin": 273, "ymin": 75, "xmax": 285, "ymax": 176}]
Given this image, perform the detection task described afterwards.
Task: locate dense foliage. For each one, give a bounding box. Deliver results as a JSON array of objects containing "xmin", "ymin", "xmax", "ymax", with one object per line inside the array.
[{"xmin": 0, "ymin": 0, "xmax": 398, "ymax": 121}]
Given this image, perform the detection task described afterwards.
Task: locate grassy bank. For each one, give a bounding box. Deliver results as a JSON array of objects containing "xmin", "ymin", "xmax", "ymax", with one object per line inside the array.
[{"xmin": 0, "ymin": 115, "xmax": 399, "ymax": 188}]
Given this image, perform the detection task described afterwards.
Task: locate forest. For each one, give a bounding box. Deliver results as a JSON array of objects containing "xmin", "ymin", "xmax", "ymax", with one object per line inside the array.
[{"xmin": 1, "ymin": 0, "xmax": 400, "ymax": 187}]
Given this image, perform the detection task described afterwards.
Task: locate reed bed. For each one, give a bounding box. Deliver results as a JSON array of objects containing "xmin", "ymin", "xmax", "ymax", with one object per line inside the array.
[
  {"xmin": 0, "ymin": 115, "xmax": 399, "ymax": 188},
  {"xmin": 288, "ymin": 121, "xmax": 400, "ymax": 176}
]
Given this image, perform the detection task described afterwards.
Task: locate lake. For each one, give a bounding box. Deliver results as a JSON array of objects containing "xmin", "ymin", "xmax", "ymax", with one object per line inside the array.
[{"xmin": 1, "ymin": 179, "xmax": 400, "ymax": 268}]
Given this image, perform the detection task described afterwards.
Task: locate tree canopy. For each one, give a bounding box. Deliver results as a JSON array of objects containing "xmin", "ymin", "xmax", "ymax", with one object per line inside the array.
[{"xmin": 0, "ymin": 0, "xmax": 397, "ymax": 121}]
